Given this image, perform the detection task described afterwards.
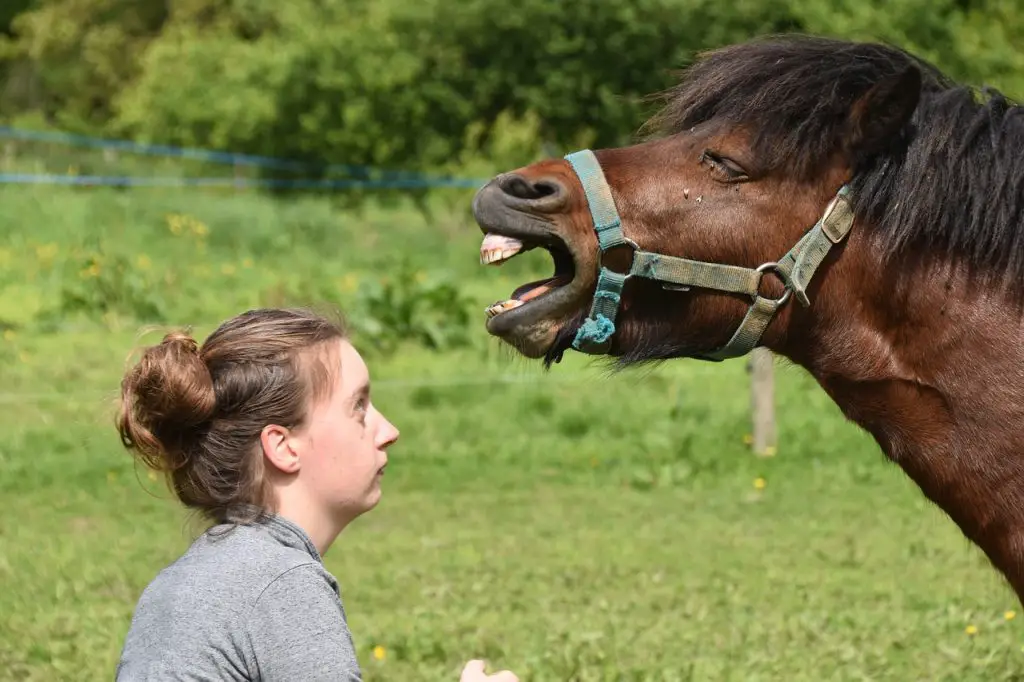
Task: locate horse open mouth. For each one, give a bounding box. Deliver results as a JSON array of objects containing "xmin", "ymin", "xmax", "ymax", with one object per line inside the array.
[{"xmin": 479, "ymin": 232, "xmax": 576, "ymax": 325}]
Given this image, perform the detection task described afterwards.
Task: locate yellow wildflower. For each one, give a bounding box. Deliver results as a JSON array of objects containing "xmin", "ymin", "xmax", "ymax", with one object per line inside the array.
[
  {"xmin": 372, "ymin": 645, "xmax": 386, "ymax": 661},
  {"xmin": 35, "ymin": 243, "xmax": 58, "ymax": 264},
  {"xmin": 965, "ymin": 624, "xmax": 978, "ymax": 635},
  {"xmin": 79, "ymin": 262, "xmax": 101, "ymax": 279},
  {"xmin": 753, "ymin": 477, "xmax": 766, "ymax": 490},
  {"xmin": 1005, "ymin": 610, "xmax": 1016, "ymax": 621},
  {"xmin": 167, "ymin": 214, "xmax": 184, "ymax": 235}
]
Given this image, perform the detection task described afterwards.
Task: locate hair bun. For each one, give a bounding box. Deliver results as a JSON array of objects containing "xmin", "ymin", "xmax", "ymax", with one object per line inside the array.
[
  {"xmin": 163, "ymin": 331, "xmax": 201, "ymax": 355},
  {"xmin": 117, "ymin": 330, "xmax": 218, "ymax": 471}
]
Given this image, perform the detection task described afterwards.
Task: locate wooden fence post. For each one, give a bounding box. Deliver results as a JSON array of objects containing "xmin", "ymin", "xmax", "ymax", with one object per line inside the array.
[{"xmin": 749, "ymin": 346, "xmax": 777, "ymax": 456}]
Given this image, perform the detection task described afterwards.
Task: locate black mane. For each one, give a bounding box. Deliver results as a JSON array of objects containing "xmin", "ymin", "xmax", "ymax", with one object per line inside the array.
[{"xmin": 646, "ymin": 34, "xmax": 1024, "ymax": 287}]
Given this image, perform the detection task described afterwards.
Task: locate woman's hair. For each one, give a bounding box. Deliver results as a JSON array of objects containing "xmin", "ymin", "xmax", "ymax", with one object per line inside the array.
[{"xmin": 116, "ymin": 307, "xmax": 347, "ymax": 524}]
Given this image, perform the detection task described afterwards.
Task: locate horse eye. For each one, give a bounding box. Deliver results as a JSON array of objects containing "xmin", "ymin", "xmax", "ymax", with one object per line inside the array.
[{"xmin": 700, "ymin": 150, "xmax": 749, "ymax": 182}]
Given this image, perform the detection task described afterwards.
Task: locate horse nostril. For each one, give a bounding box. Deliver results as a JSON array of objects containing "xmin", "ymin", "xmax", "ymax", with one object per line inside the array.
[{"xmin": 497, "ymin": 173, "xmax": 563, "ymax": 202}]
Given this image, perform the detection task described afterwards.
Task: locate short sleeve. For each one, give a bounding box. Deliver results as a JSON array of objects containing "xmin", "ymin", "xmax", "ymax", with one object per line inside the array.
[{"xmin": 246, "ymin": 563, "xmax": 362, "ymax": 681}]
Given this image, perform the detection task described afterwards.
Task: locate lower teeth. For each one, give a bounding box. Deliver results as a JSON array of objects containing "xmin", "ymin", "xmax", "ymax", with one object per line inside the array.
[{"xmin": 486, "ymin": 299, "xmax": 523, "ymax": 318}]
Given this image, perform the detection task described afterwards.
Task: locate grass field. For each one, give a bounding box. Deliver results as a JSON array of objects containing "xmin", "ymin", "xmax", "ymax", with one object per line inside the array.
[{"xmin": 2, "ymin": 184, "xmax": 1022, "ymax": 681}]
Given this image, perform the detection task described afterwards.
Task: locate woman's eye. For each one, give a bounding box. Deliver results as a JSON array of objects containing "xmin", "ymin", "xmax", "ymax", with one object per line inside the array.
[{"xmin": 700, "ymin": 150, "xmax": 748, "ymax": 182}]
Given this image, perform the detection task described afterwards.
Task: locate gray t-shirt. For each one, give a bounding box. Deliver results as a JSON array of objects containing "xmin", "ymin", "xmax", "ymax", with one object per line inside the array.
[{"xmin": 116, "ymin": 513, "xmax": 361, "ymax": 681}]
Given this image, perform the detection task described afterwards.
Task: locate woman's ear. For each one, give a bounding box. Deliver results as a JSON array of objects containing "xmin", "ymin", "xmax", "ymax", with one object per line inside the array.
[{"xmin": 260, "ymin": 424, "xmax": 301, "ymax": 474}]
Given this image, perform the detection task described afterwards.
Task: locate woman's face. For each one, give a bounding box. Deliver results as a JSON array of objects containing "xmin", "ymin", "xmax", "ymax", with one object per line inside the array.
[{"xmin": 292, "ymin": 339, "xmax": 400, "ymax": 525}]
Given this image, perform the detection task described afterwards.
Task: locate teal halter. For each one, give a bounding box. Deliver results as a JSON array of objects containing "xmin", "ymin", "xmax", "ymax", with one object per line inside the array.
[{"xmin": 563, "ymin": 149, "xmax": 855, "ymax": 360}]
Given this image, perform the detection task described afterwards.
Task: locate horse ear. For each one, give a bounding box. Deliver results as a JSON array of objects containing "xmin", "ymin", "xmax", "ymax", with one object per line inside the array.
[{"xmin": 844, "ymin": 65, "xmax": 921, "ymax": 161}]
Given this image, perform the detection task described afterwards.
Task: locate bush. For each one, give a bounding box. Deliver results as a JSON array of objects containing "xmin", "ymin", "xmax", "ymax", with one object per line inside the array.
[{"xmin": 348, "ymin": 260, "xmax": 475, "ymax": 356}]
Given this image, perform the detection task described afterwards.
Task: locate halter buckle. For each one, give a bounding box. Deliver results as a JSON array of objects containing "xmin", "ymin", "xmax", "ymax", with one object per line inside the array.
[{"xmin": 820, "ymin": 193, "xmax": 854, "ymax": 244}]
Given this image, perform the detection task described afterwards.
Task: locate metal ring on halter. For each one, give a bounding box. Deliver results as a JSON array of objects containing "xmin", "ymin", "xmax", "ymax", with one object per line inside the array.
[
  {"xmin": 599, "ymin": 237, "xmax": 639, "ymax": 276},
  {"xmin": 753, "ymin": 261, "xmax": 792, "ymax": 305}
]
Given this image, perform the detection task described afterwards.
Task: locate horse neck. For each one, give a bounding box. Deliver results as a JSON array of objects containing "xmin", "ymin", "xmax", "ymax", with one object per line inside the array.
[{"xmin": 773, "ymin": 239, "xmax": 1024, "ymax": 599}]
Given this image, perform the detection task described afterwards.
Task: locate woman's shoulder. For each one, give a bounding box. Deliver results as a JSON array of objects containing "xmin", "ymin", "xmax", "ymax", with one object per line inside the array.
[
  {"xmin": 116, "ymin": 521, "xmax": 350, "ymax": 681},
  {"xmin": 243, "ymin": 560, "xmax": 359, "ymax": 678}
]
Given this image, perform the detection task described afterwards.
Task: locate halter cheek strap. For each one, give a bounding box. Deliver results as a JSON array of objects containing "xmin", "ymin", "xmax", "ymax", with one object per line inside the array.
[{"xmin": 564, "ymin": 149, "xmax": 855, "ymax": 361}]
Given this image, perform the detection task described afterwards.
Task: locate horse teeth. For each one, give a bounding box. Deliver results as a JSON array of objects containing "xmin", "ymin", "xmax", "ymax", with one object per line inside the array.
[
  {"xmin": 485, "ymin": 299, "xmax": 523, "ymax": 318},
  {"xmin": 480, "ymin": 233, "xmax": 524, "ymax": 265}
]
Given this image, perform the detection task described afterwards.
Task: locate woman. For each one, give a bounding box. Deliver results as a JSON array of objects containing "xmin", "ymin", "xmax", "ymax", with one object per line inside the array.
[{"xmin": 115, "ymin": 307, "xmax": 518, "ymax": 681}]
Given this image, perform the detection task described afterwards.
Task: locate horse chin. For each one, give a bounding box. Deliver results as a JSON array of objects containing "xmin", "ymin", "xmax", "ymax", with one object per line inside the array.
[{"xmin": 487, "ymin": 318, "xmax": 563, "ymax": 359}]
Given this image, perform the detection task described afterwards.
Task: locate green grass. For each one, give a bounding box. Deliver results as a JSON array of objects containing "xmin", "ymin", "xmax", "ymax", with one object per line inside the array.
[{"xmin": 1, "ymin": 185, "xmax": 1022, "ymax": 681}]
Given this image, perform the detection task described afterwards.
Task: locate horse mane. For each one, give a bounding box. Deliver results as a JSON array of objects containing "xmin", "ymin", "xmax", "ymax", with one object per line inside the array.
[{"xmin": 645, "ymin": 34, "xmax": 1024, "ymax": 289}]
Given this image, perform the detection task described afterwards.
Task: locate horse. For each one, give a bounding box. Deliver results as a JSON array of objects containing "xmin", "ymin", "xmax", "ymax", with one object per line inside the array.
[{"xmin": 471, "ymin": 34, "xmax": 1024, "ymax": 602}]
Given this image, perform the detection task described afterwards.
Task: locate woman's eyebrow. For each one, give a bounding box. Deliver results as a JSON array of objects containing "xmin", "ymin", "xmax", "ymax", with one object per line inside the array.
[{"xmin": 348, "ymin": 382, "xmax": 370, "ymax": 408}]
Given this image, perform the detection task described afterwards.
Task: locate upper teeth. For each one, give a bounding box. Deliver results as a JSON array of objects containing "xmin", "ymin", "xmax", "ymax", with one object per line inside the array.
[{"xmin": 480, "ymin": 233, "xmax": 524, "ymax": 265}]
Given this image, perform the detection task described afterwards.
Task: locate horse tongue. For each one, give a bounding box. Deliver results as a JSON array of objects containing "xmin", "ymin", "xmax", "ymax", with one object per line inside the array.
[{"xmin": 517, "ymin": 275, "xmax": 571, "ymax": 302}]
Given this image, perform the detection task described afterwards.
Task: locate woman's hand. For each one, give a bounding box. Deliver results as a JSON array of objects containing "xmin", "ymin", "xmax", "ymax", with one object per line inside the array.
[{"xmin": 460, "ymin": 659, "xmax": 519, "ymax": 681}]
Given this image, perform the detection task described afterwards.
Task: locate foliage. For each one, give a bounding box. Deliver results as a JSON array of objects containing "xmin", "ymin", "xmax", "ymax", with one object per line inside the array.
[
  {"xmin": 349, "ymin": 260, "xmax": 476, "ymax": 356},
  {"xmin": 794, "ymin": 0, "xmax": 1024, "ymax": 94},
  {"xmin": 43, "ymin": 243, "xmax": 168, "ymax": 325},
  {"xmin": 0, "ymin": 0, "xmax": 33, "ymax": 37},
  {"xmin": 0, "ymin": 184, "xmax": 508, "ymax": 354},
  {"xmin": 2, "ymin": 0, "xmax": 1020, "ymax": 178},
  {"xmin": 0, "ymin": 0, "xmax": 167, "ymax": 130}
]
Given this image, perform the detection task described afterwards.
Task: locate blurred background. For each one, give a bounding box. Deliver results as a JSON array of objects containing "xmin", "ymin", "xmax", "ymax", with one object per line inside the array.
[{"xmin": 1, "ymin": 1, "xmax": 1022, "ymax": 680}]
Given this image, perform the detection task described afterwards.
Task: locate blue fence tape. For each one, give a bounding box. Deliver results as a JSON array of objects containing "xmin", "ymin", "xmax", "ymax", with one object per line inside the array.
[
  {"xmin": 0, "ymin": 126, "xmax": 478, "ymax": 183},
  {"xmin": 0, "ymin": 173, "xmax": 488, "ymax": 189}
]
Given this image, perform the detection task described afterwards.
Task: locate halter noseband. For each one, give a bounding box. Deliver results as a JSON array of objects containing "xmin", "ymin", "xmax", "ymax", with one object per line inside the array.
[{"xmin": 563, "ymin": 149, "xmax": 855, "ymax": 361}]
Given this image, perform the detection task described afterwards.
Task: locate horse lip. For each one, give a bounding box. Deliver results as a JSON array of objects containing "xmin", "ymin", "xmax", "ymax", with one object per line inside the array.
[
  {"xmin": 473, "ymin": 179, "xmax": 596, "ymax": 268},
  {"xmin": 484, "ymin": 280, "xmax": 580, "ymax": 335},
  {"xmin": 472, "ymin": 180, "xmax": 568, "ymax": 248}
]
